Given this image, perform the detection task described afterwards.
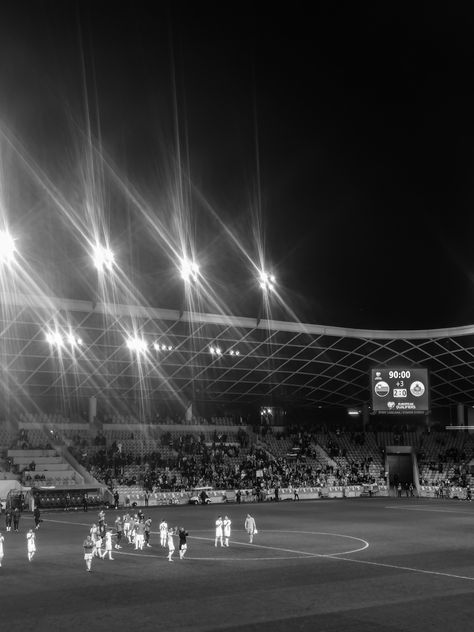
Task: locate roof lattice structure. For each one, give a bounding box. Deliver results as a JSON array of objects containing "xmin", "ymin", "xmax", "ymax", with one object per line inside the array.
[{"xmin": 1, "ymin": 293, "xmax": 474, "ymax": 410}]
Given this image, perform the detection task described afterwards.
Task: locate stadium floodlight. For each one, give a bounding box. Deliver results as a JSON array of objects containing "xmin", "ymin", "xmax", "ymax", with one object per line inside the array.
[
  {"xmin": 210, "ymin": 346, "xmax": 222, "ymax": 356},
  {"xmin": 259, "ymin": 270, "xmax": 276, "ymax": 292},
  {"xmin": 348, "ymin": 409, "xmax": 360, "ymax": 416},
  {"xmin": 153, "ymin": 342, "xmax": 173, "ymax": 352},
  {"xmin": 66, "ymin": 333, "xmax": 83, "ymax": 347},
  {"xmin": 92, "ymin": 244, "xmax": 115, "ymax": 271},
  {"xmin": 45, "ymin": 331, "xmax": 63, "ymax": 347},
  {"xmin": 126, "ymin": 336, "xmax": 147, "ymax": 353},
  {"xmin": 0, "ymin": 230, "xmax": 16, "ymax": 264},
  {"xmin": 180, "ymin": 256, "xmax": 200, "ymax": 282},
  {"xmin": 229, "ymin": 349, "xmax": 240, "ymax": 356}
]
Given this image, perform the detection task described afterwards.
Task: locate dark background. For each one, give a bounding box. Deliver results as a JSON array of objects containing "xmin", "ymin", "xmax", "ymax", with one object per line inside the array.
[{"xmin": 0, "ymin": 1, "xmax": 473, "ymax": 329}]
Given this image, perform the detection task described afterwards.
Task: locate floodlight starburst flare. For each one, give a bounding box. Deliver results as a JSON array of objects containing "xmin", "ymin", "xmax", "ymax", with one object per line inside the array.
[
  {"xmin": 259, "ymin": 270, "xmax": 276, "ymax": 292},
  {"xmin": 126, "ymin": 336, "xmax": 148, "ymax": 353},
  {"xmin": 92, "ymin": 244, "xmax": 115, "ymax": 271},
  {"xmin": 180, "ymin": 256, "xmax": 200, "ymax": 282},
  {"xmin": 0, "ymin": 230, "xmax": 16, "ymax": 264},
  {"xmin": 153, "ymin": 342, "xmax": 173, "ymax": 352},
  {"xmin": 66, "ymin": 333, "xmax": 83, "ymax": 347},
  {"xmin": 45, "ymin": 331, "xmax": 64, "ymax": 347}
]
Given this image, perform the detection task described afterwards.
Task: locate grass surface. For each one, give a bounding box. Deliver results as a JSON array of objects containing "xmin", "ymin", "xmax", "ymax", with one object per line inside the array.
[{"xmin": 2, "ymin": 497, "xmax": 474, "ymax": 631}]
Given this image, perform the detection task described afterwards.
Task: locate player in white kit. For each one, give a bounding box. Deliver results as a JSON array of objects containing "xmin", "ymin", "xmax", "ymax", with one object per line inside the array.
[
  {"xmin": 159, "ymin": 519, "xmax": 168, "ymax": 547},
  {"xmin": 101, "ymin": 530, "xmax": 115, "ymax": 560},
  {"xmin": 0, "ymin": 531, "xmax": 4, "ymax": 567},
  {"xmin": 215, "ymin": 516, "xmax": 224, "ymax": 547},
  {"xmin": 27, "ymin": 529, "xmax": 36, "ymax": 561},
  {"xmin": 244, "ymin": 514, "xmax": 257, "ymax": 543},
  {"xmin": 167, "ymin": 527, "xmax": 176, "ymax": 562},
  {"xmin": 223, "ymin": 515, "xmax": 231, "ymax": 547}
]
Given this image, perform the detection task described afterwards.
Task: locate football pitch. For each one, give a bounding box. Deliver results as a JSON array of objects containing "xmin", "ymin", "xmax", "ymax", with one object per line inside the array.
[{"xmin": 2, "ymin": 496, "xmax": 474, "ymax": 631}]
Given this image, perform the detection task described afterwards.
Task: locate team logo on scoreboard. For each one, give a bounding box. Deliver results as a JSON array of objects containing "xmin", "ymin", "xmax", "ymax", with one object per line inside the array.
[
  {"xmin": 387, "ymin": 401, "xmax": 395, "ymax": 409},
  {"xmin": 410, "ymin": 381, "xmax": 425, "ymax": 397},
  {"xmin": 374, "ymin": 381, "xmax": 390, "ymax": 397}
]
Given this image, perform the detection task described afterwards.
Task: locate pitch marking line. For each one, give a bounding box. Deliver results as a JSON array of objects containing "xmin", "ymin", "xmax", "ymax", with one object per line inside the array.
[
  {"xmin": 115, "ymin": 533, "xmax": 368, "ymax": 562},
  {"xmin": 329, "ymin": 555, "xmax": 474, "ymax": 582},
  {"xmin": 385, "ymin": 506, "xmax": 474, "ymax": 514},
  {"xmin": 30, "ymin": 518, "xmax": 369, "ymax": 560},
  {"xmin": 29, "ymin": 517, "xmax": 474, "ymax": 582},
  {"xmin": 25, "ymin": 516, "xmax": 92, "ymax": 528},
  {"xmin": 189, "ymin": 532, "xmax": 369, "ymax": 558}
]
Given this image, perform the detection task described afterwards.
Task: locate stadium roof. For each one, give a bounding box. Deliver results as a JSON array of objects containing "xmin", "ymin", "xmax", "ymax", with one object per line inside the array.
[{"xmin": 1, "ymin": 293, "xmax": 474, "ymax": 412}]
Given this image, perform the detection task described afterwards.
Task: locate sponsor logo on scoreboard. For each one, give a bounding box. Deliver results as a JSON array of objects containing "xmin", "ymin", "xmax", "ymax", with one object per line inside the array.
[{"xmin": 393, "ymin": 401, "xmax": 417, "ymax": 411}]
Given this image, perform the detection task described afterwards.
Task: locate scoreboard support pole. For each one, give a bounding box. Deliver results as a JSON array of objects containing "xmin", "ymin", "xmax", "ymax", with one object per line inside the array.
[{"xmin": 362, "ymin": 404, "xmax": 369, "ymax": 430}]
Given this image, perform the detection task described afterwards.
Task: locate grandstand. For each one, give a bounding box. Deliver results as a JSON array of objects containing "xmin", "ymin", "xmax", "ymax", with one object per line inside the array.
[{"xmin": 1, "ymin": 296, "xmax": 474, "ymax": 507}]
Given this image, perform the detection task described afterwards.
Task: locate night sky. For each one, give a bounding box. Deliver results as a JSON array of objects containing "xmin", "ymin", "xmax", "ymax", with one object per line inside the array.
[{"xmin": 1, "ymin": 2, "xmax": 474, "ymax": 330}]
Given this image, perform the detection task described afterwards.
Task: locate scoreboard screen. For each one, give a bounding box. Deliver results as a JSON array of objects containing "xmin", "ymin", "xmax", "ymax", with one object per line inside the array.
[{"xmin": 371, "ymin": 367, "xmax": 429, "ymax": 413}]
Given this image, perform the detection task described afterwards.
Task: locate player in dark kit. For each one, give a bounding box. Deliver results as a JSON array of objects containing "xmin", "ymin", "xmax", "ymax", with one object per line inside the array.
[
  {"xmin": 12, "ymin": 507, "xmax": 20, "ymax": 532},
  {"xmin": 114, "ymin": 515, "xmax": 123, "ymax": 549},
  {"xmin": 5, "ymin": 508, "xmax": 12, "ymax": 532},
  {"xmin": 178, "ymin": 527, "xmax": 189, "ymax": 559},
  {"xmin": 33, "ymin": 506, "xmax": 41, "ymax": 529},
  {"xmin": 144, "ymin": 517, "xmax": 152, "ymax": 547}
]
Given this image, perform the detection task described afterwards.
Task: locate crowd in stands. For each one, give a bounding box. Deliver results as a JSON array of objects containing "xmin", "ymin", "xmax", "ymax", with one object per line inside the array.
[
  {"xmin": 5, "ymin": 412, "xmax": 474, "ymax": 501},
  {"xmin": 67, "ymin": 423, "xmax": 387, "ymax": 496},
  {"xmin": 4, "ymin": 430, "xmax": 54, "ymax": 475},
  {"xmin": 9, "ymin": 429, "xmax": 53, "ymax": 452}
]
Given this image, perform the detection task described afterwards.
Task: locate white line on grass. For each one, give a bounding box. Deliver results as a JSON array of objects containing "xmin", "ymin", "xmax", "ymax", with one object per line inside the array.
[
  {"xmin": 328, "ymin": 555, "xmax": 474, "ymax": 582},
  {"xmin": 112, "ymin": 532, "xmax": 369, "ymax": 561},
  {"xmin": 29, "ymin": 516, "xmax": 474, "ymax": 582},
  {"xmin": 190, "ymin": 533, "xmax": 369, "ymax": 557},
  {"xmin": 385, "ymin": 506, "xmax": 474, "ymax": 514}
]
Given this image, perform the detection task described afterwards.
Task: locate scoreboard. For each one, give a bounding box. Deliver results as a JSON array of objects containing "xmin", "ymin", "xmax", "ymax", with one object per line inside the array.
[{"xmin": 371, "ymin": 367, "xmax": 429, "ymax": 413}]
